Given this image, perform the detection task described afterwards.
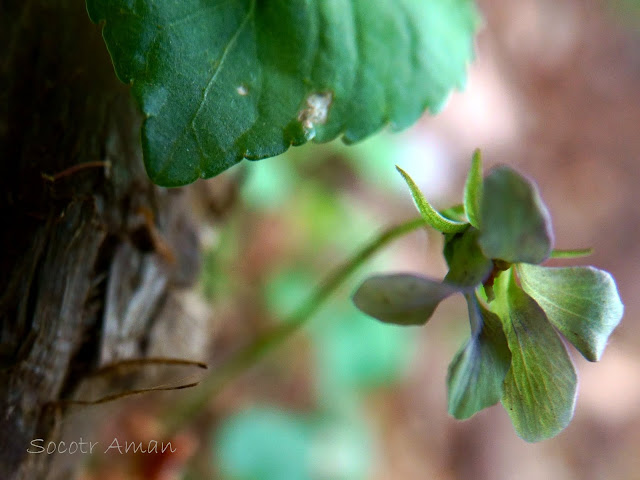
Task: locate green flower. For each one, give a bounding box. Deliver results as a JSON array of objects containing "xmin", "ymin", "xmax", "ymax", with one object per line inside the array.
[{"xmin": 352, "ymin": 150, "xmax": 624, "ymax": 442}]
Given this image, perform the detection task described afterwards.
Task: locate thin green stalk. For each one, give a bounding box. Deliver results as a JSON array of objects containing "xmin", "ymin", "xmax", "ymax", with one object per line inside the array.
[
  {"xmin": 163, "ymin": 217, "xmax": 426, "ymax": 434},
  {"xmin": 550, "ymin": 248, "xmax": 594, "ymax": 259}
]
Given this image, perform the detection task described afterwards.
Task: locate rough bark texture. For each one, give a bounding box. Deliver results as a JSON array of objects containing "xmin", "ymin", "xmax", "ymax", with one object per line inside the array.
[{"xmin": 0, "ymin": 1, "xmax": 201, "ymax": 478}]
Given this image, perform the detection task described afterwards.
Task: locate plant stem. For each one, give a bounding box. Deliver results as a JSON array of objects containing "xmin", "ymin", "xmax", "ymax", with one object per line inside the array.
[
  {"xmin": 550, "ymin": 248, "xmax": 594, "ymax": 259},
  {"xmin": 163, "ymin": 217, "xmax": 426, "ymax": 434}
]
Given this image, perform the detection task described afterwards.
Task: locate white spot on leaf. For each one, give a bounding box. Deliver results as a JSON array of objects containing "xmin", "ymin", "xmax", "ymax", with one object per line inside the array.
[
  {"xmin": 236, "ymin": 85, "xmax": 248, "ymax": 96},
  {"xmin": 141, "ymin": 85, "xmax": 168, "ymax": 117},
  {"xmin": 297, "ymin": 92, "xmax": 333, "ymax": 139}
]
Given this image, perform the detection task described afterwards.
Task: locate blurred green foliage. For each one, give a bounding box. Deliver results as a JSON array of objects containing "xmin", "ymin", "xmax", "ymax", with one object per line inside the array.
[
  {"xmin": 201, "ymin": 139, "xmax": 420, "ymax": 479},
  {"xmin": 214, "ymin": 407, "xmax": 372, "ymax": 480}
]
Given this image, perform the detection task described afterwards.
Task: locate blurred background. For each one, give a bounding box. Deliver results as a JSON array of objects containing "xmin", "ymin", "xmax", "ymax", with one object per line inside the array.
[{"xmin": 78, "ymin": 0, "xmax": 640, "ymax": 479}]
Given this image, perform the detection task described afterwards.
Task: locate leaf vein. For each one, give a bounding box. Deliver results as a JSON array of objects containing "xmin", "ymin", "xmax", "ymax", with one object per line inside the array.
[{"xmin": 190, "ymin": 0, "xmax": 257, "ymax": 170}]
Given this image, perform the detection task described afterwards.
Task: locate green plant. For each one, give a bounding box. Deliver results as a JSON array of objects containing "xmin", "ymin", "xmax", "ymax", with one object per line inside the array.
[
  {"xmin": 353, "ymin": 151, "xmax": 624, "ymax": 441},
  {"xmin": 215, "ymin": 407, "xmax": 372, "ymax": 480},
  {"xmin": 86, "ymin": 0, "xmax": 478, "ymax": 186},
  {"xmin": 84, "ymin": 0, "xmax": 623, "ymax": 447}
]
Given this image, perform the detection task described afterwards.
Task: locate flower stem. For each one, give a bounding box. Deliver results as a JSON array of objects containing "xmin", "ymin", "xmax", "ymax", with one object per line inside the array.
[
  {"xmin": 163, "ymin": 217, "xmax": 426, "ymax": 434},
  {"xmin": 550, "ymin": 248, "xmax": 594, "ymax": 259}
]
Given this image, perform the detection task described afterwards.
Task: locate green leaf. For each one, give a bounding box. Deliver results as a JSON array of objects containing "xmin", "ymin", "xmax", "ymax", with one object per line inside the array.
[
  {"xmin": 215, "ymin": 408, "xmax": 312, "ymax": 480},
  {"xmin": 517, "ymin": 264, "xmax": 624, "ymax": 362},
  {"xmin": 493, "ymin": 269, "xmax": 577, "ymax": 442},
  {"xmin": 463, "ymin": 149, "xmax": 483, "ymax": 228},
  {"xmin": 396, "ymin": 166, "xmax": 468, "ymax": 233},
  {"xmin": 215, "ymin": 408, "xmax": 373, "ymax": 480},
  {"xmin": 443, "ymin": 226, "xmax": 493, "ymax": 287},
  {"xmin": 352, "ymin": 274, "xmax": 459, "ymax": 326},
  {"xmin": 447, "ymin": 293, "xmax": 511, "ymax": 419},
  {"xmin": 478, "ymin": 166, "xmax": 553, "ymax": 264},
  {"xmin": 87, "ymin": 0, "xmax": 479, "ymax": 186}
]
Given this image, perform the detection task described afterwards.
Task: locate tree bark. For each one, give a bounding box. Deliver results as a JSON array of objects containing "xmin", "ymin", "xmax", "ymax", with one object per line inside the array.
[{"xmin": 0, "ymin": 1, "xmax": 201, "ymax": 478}]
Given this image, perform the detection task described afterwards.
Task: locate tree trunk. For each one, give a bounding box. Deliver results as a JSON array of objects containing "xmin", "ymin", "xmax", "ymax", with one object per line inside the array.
[{"xmin": 0, "ymin": 1, "xmax": 201, "ymax": 478}]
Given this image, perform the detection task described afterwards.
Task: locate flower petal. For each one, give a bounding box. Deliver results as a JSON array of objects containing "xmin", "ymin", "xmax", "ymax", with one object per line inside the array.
[
  {"xmin": 517, "ymin": 264, "xmax": 624, "ymax": 361},
  {"xmin": 447, "ymin": 293, "xmax": 511, "ymax": 419},
  {"xmin": 353, "ymin": 274, "xmax": 459, "ymax": 326},
  {"xmin": 493, "ymin": 269, "xmax": 577, "ymax": 442},
  {"xmin": 479, "ymin": 166, "xmax": 553, "ymax": 264}
]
